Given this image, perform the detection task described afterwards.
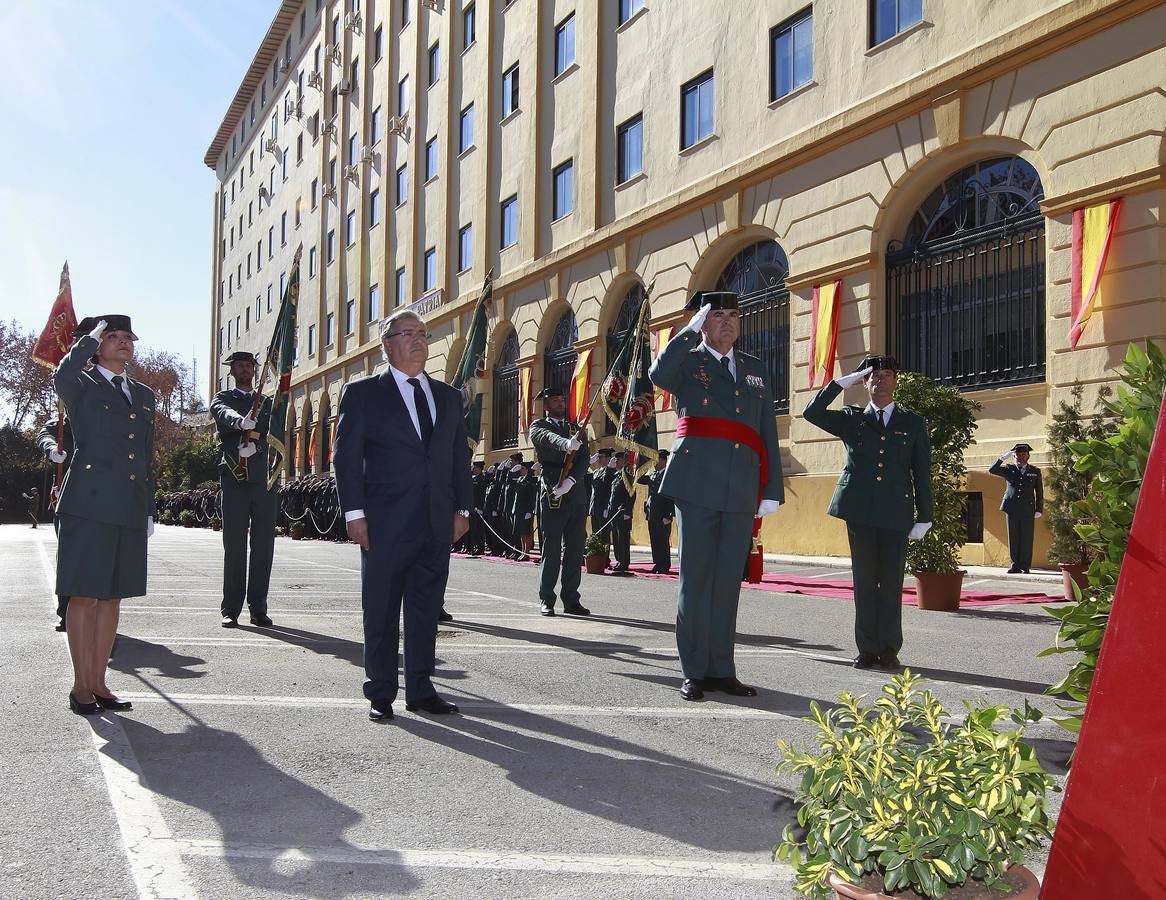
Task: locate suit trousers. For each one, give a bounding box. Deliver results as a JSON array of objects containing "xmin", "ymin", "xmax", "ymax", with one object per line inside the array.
[
  {"xmin": 648, "ymin": 517, "xmax": 672, "ymax": 571},
  {"xmin": 674, "ymin": 501, "xmax": 754, "ymax": 680},
  {"xmin": 846, "ymin": 523, "xmax": 909, "ymax": 655},
  {"xmin": 360, "ymin": 522, "xmax": 448, "ymax": 703},
  {"xmin": 610, "ymin": 516, "xmax": 631, "ymax": 569},
  {"xmin": 538, "ymin": 493, "xmax": 586, "ymax": 606},
  {"xmin": 220, "ymin": 475, "xmax": 278, "ymax": 618},
  {"xmin": 1005, "ymin": 510, "xmax": 1035, "ymax": 570}
]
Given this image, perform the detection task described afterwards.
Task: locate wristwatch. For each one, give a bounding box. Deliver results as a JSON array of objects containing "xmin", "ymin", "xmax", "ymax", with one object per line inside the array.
[{"xmin": 455, "ymin": 509, "xmax": 471, "ymax": 518}]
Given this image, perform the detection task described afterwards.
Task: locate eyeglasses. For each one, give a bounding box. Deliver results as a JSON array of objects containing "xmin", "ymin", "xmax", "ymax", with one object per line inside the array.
[{"xmin": 385, "ymin": 328, "xmax": 429, "ymax": 340}]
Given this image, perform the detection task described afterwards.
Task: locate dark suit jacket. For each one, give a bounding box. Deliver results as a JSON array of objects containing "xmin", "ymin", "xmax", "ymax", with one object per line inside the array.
[
  {"xmin": 332, "ymin": 370, "xmax": 472, "ymax": 547},
  {"xmin": 803, "ymin": 381, "xmax": 933, "ymax": 532},
  {"xmin": 53, "ymin": 336, "xmax": 156, "ymax": 528},
  {"xmin": 989, "ymin": 460, "xmax": 1043, "ymax": 514}
]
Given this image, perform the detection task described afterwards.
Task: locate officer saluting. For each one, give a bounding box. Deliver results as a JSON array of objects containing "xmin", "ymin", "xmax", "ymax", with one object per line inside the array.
[
  {"xmin": 649, "ymin": 291, "xmax": 784, "ymax": 701},
  {"xmin": 210, "ymin": 350, "xmax": 277, "ymax": 628},
  {"xmin": 989, "ymin": 443, "xmax": 1043, "ymax": 574},
  {"xmin": 529, "ymin": 386, "xmax": 591, "ymax": 617},
  {"xmin": 803, "ymin": 355, "xmax": 933, "ymax": 670}
]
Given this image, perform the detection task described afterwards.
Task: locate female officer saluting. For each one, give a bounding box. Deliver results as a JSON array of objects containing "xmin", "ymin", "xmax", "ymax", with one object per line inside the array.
[{"xmin": 54, "ymin": 315, "xmax": 155, "ymax": 715}]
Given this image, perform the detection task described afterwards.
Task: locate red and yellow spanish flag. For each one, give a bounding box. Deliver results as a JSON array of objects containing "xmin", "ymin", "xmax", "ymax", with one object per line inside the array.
[
  {"xmin": 32, "ymin": 262, "xmax": 78, "ymax": 368},
  {"xmin": 809, "ymin": 280, "xmax": 842, "ymax": 388},
  {"xmin": 1070, "ymin": 199, "xmax": 1121, "ymax": 349},
  {"xmin": 653, "ymin": 327, "xmax": 674, "ymax": 410},
  {"xmin": 306, "ymin": 417, "xmax": 320, "ymax": 468},
  {"xmin": 324, "ymin": 417, "xmax": 334, "ymax": 466},
  {"xmin": 568, "ymin": 347, "xmax": 592, "ymax": 422},
  {"xmin": 518, "ymin": 365, "xmax": 533, "ymax": 433}
]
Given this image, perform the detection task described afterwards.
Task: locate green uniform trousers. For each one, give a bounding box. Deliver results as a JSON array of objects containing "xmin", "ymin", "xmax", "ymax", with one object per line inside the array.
[
  {"xmin": 1005, "ymin": 511, "xmax": 1035, "ymax": 571},
  {"xmin": 220, "ymin": 474, "xmax": 278, "ymax": 619},
  {"xmin": 675, "ymin": 501, "xmax": 754, "ymax": 680},
  {"xmin": 538, "ymin": 492, "xmax": 586, "ymax": 607},
  {"xmin": 846, "ymin": 523, "xmax": 909, "ymax": 656}
]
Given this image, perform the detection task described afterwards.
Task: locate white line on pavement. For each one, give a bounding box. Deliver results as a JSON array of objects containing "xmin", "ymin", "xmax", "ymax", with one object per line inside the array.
[
  {"xmin": 35, "ymin": 537, "xmax": 197, "ymax": 900},
  {"xmin": 174, "ymin": 838, "xmax": 787, "ymax": 881}
]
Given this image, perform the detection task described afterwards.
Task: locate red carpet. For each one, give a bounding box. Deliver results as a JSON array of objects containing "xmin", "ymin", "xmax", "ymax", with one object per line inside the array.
[{"xmin": 452, "ymin": 553, "xmax": 1063, "ymax": 607}]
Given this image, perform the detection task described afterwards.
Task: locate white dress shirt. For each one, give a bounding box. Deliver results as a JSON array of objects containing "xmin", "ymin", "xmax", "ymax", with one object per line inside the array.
[
  {"xmin": 95, "ymin": 364, "xmax": 134, "ymax": 404},
  {"xmin": 866, "ymin": 400, "xmax": 897, "ymax": 427},
  {"xmin": 345, "ymin": 365, "xmax": 438, "ymax": 523},
  {"xmin": 700, "ymin": 342, "xmax": 737, "ymax": 379}
]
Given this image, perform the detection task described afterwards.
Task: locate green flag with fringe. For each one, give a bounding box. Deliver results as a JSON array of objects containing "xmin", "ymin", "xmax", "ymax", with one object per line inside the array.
[
  {"xmin": 601, "ymin": 290, "xmax": 658, "ymax": 492},
  {"xmin": 452, "ymin": 270, "xmax": 493, "ymax": 449}
]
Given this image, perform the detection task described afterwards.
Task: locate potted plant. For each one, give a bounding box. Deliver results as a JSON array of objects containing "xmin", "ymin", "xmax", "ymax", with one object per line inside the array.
[
  {"xmin": 178, "ymin": 509, "xmax": 196, "ymax": 528},
  {"xmin": 894, "ymin": 373, "xmax": 980, "ymax": 611},
  {"xmin": 583, "ymin": 532, "xmax": 610, "ymax": 574},
  {"xmin": 289, "ymin": 520, "xmax": 305, "ymax": 541},
  {"xmin": 1044, "ymin": 384, "xmax": 1113, "ymax": 600},
  {"xmin": 210, "ymin": 516, "xmax": 222, "ymax": 532},
  {"xmin": 774, "ymin": 671, "xmax": 1055, "ymax": 899}
]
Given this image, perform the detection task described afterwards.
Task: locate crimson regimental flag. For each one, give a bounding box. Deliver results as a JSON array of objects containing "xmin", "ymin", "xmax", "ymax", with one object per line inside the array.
[
  {"xmin": 32, "ymin": 262, "xmax": 78, "ymax": 369},
  {"xmin": 263, "ymin": 246, "xmax": 301, "ymax": 489}
]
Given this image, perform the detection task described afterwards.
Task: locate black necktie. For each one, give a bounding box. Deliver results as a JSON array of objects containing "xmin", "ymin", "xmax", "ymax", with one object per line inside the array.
[
  {"xmin": 408, "ymin": 377, "xmax": 433, "ymax": 444},
  {"xmin": 877, "ymin": 408, "xmax": 885, "ymax": 428},
  {"xmin": 720, "ymin": 356, "xmax": 731, "ymax": 377},
  {"xmin": 112, "ymin": 375, "xmax": 132, "ymax": 407}
]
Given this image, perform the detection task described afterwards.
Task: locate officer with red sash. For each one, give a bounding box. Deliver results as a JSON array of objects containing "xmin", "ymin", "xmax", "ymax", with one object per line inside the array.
[{"xmin": 649, "ymin": 291, "xmax": 784, "ymax": 701}]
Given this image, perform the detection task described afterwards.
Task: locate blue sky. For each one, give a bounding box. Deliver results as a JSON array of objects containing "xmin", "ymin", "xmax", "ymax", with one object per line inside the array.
[{"xmin": 0, "ymin": 0, "xmax": 278, "ymax": 405}]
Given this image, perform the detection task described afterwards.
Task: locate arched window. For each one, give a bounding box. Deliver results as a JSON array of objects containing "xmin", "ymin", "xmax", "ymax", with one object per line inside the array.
[
  {"xmin": 605, "ymin": 284, "xmax": 646, "ymax": 434},
  {"xmin": 491, "ymin": 331, "xmax": 520, "ymax": 450},
  {"xmin": 887, "ymin": 156, "xmax": 1045, "ymax": 389},
  {"xmin": 716, "ymin": 240, "xmax": 790, "ymax": 413},
  {"xmin": 543, "ymin": 310, "xmax": 578, "ymax": 398}
]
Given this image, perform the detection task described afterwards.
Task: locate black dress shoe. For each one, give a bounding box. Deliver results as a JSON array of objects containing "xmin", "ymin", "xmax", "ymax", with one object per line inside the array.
[
  {"xmin": 853, "ymin": 652, "xmax": 880, "ymax": 669},
  {"xmin": 562, "ymin": 603, "xmax": 591, "ymax": 616},
  {"xmin": 679, "ymin": 679, "xmax": 705, "ymax": 701},
  {"xmin": 540, "ymin": 603, "xmax": 556, "ymax": 616},
  {"xmin": 438, "ymin": 609, "xmax": 454, "ymax": 623},
  {"xmin": 249, "ymin": 614, "xmax": 274, "ymax": 627},
  {"xmin": 68, "ymin": 692, "xmax": 100, "ymax": 716},
  {"xmin": 406, "ymin": 695, "xmax": 459, "ymax": 714},
  {"xmin": 711, "ymin": 677, "xmax": 758, "ymax": 697},
  {"xmin": 55, "ymin": 619, "xmax": 67, "ymax": 632},
  {"xmin": 878, "ymin": 654, "xmax": 902, "ymax": 670},
  {"xmin": 1007, "ymin": 567, "xmax": 1023, "ymax": 574},
  {"xmin": 94, "ymin": 693, "xmax": 133, "ymax": 711},
  {"xmin": 221, "ymin": 615, "xmax": 238, "ymax": 628},
  {"xmin": 369, "ymin": 699, "xmax": 394, "ymax": 721}
]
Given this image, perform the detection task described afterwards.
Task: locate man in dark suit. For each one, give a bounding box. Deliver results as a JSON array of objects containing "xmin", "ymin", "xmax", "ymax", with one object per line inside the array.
[
  {"xmin": 638, "ymin": 449, "xmax": 674, "ymax": 573},
  {"xmin": 210, "ymin": 351, "xmax": 277, "ymax": 628},
  {"xmin": 649, "ymin": 291, "xmax": 784, "ymax": 701},
  {"xmin": 606, "ymin": 452, "xmax": 635, "ymax": 573},
  {"xmin": 989, "ymin": 443, "xmax": 1044, "ymax": 574},
  {"xmin": 333, "ymin": 309, "xmax": 473, "ymax": 722},
  {"xmin": 38, "ymin": 414, "xmax": 76, "ymax": 630},
  {"xmin": 803, "ymin": 355, "xmax": 933, "ymax": 670}
]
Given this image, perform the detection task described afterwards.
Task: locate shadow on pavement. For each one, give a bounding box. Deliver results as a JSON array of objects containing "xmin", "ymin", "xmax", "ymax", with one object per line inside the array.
[
  {"xmin": 818, "ymin": 656, "xmax": 1054, "ymax": 697},
  {"xmin": 612, "ymin": 670, "xmax": 835, "ymax": 719},
  {"xmin": 451, "ymin": 618, "xmax": 676, "ymax": 666},
  {"xmin": 108, "ymin": 636, "xmax": 207, "ymax": 681},
  {"xmin": 586, "ymin": 613, "xmax": 845, "ymax": 654}
]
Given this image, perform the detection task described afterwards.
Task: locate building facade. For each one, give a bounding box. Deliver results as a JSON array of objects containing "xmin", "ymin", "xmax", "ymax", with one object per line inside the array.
[{"xmin": 206, "ymin": 0, "xmax": 1166, "ymax": 566}]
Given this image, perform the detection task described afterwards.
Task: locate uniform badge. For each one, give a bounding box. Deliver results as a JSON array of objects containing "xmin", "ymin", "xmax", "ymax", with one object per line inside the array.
[
  {"xmin": 745, "ymin": 374, "xmax": 764, "ymax": 390},
  {"xmin": 695, "ymin": 365, "xmax": 711, "ymax": 390}
]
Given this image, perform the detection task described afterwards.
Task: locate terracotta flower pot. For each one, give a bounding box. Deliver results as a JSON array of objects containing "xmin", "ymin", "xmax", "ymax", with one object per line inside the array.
[
  {"xmin": 913, "ymin": 570, "xmax": 966, "ymax": 611},
  {"xmin": 1060, "ymin": 563, "xmax": 1088, "ymax": 600},
  {"xmin": 584, "ymin": 553, "xmax": 609, "ymax": 574},
  {"xmin": 829, "ymin": 864, "xmax": 1039, "ymax": 899}
]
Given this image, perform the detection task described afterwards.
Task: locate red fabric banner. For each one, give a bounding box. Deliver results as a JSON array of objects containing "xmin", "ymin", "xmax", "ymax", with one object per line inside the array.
[{"xmin": 32, "ymin": 262, "xmax": 78, "ymax": 369}]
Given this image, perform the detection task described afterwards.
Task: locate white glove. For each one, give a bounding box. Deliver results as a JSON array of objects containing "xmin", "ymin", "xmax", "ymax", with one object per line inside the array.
[
  {"xmin": 147, "ymin": 516, "xmax": 155, "ymax": 538},
  {"xmin": 1034, "ymin": 512, "xmax": 1042, "ymax": 519},
  {"xmin": 238, "ymin": 442, "xmax": 258, "ymax": 459},
  {"xmin": 48, "ymin": 449, "xmax": 67, "ymax": 464},
  {"xmin": 757, "ymin": 499, "xmax": 781, "ymax": 516},
  {"xmin": 836, "ymin": 366, "xmax": 873, "ymax": 389},
  {"xmin": 662, "ymin": 517, "xmax": 671, "ymax": 524},
  {"xmin": 687, "ymin": 302, "xmax": 712, "ymax": 332},
  {"xmin": 88, "ymin": 319, "xmax": 108, "ymax": 340},
  {"xmin": 552, "ymin": 476, "xmax": 575, "ymax": 499},
  {"xmin": 589, "ymin": 453, "xmax": 599, "ymax": 466},
  {"xmin": 607, "ymin": 458, "xmax": 618, "ymax": 469},
  {"xmin": 623, "ymin": 514, "xmax": 631, "ymax": 521},
  {"xmin": 908, "ymin": 522, "xmax": 932, "ymax": 540},
  {"xmin": 240, "ymin": 415, "xmax": 257, "ymax": 431},
  {"xmin": 565, "ymin": 434, "xmax": 582, "ymax": 452},
  {"xmin": 998, "ymin": 451, "xmax": 1016, "ymax": 462},
  {"xmin": 525, "ymin": 513, "xmax": 532, "ymax": 520}
]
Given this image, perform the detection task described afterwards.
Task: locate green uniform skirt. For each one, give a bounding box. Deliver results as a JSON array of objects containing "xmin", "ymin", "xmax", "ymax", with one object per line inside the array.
[{"xmin": 56, "ymin": 513, "xmax": 148, "ymax": 600}]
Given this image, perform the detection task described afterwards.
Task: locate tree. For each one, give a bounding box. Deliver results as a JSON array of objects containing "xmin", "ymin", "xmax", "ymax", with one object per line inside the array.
[
  {"xmin": 0, "ymin": 320, "xmax": 55, "ymax": 429},
  {"xmin": 0, "ymin": 425, "xmax": 45, "ymax": 523}
]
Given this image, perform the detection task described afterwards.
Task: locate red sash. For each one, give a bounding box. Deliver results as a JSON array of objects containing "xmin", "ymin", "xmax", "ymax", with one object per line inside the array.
[{"xmin": 675, "ymin": 415, "xmax": 768, "ymax": 582}]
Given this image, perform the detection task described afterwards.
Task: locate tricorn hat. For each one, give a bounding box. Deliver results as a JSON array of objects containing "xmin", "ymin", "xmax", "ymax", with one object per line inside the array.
[
  {"xmin": 595, "ymin": 447, "xmax": 613, "ymax": 457},
  {"xmin": 857, "ymin": 354, "xmax": 899, "ymax": 374},
  {"xmin": 223, "ymin": 351, "xmax": 260, "ymax": 366},
  {"xmin": 76, "ymin": 314, "xmax": 138, "ymax": 340},
  {"xmin": 535, "ymin": 386, "xmax": 565, "ymax": 400},
  {"xmin": 685, "ymin": 290, "xmax": 740, "ymax": 312},
  {"xmin": 658, "ymin": 448, "xmax": 670, "ymax": 458},
  {"xmin": 1011, "ymin": 443, "xmax": 1034, "ymax": 453}
]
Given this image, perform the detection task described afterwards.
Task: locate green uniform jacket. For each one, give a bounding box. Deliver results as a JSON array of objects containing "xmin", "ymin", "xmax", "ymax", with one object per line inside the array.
[
  {"xmin": 53, "ymin": 336, "xmax": 156, "ymax": 528},
  {"xmin": 649, "ymin": 325, "xmax": 784, "ymax": 513},
  {"xmin": 988, "ymin": 460, "xmax": 1043, "ymax": 513},
  {"xmin": 211, "ymin": 389, "xmax": 275, "ymax": 485},
  {"xmin": 528, "ymin": 417, "xmax": 590, "ymax": 501},
  {"xmin": 803, "ymin": 381, "xmax": 933, "ymax": 532}
]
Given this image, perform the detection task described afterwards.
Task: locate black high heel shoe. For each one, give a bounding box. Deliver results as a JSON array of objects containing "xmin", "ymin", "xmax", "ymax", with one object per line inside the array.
[
  {"xmin": 93, "ymin": 693, "xmax": 133, "ymax": 711},
  {"xmin": 68, "ymin": 692, "xmax": 100, "ymax": 716}
]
